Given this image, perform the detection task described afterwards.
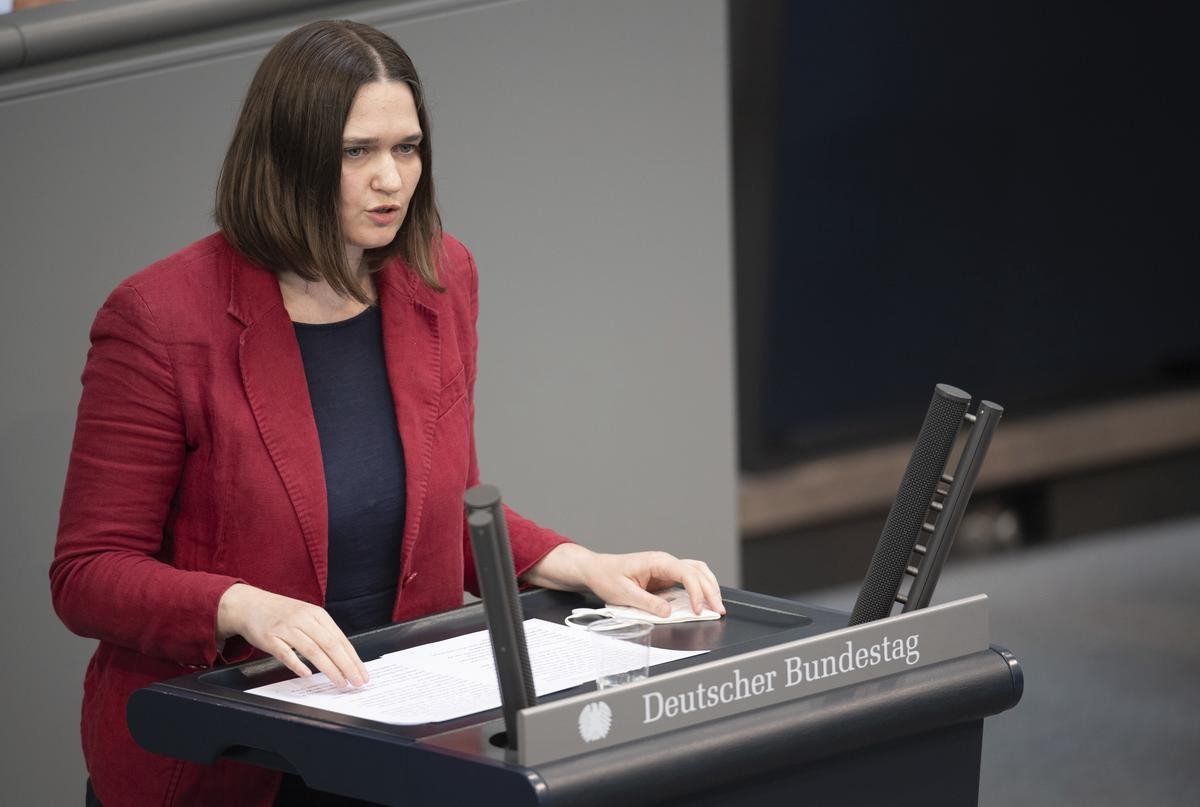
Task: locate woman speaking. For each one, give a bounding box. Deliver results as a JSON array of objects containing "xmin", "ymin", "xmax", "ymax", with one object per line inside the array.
[{"xmin": 50, "ymin": 19, "xmax": 723, "ymax": 807}]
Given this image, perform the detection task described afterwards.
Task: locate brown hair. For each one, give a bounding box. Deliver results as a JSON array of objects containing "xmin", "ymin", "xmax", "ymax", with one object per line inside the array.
[{"xmin": 215, "ymin": 20, "xmax": 443, "ymax": 301}]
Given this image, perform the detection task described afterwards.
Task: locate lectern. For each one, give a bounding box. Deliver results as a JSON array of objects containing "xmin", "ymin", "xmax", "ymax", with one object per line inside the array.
[{"xmin": 128, "ymin": 587, "xmax": 1022, "ymax": 806}]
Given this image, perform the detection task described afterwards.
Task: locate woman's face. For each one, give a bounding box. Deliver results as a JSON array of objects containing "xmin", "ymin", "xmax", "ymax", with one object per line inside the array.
[{"xmin": 338, "ymin": 80, "xmax": 423, "ymax": 269}]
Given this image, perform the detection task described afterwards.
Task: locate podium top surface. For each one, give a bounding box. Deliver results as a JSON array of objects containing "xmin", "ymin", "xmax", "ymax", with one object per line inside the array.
[
  {"xmin": 128, "ymin": 587, "xmax": 1021, "ymax": 806},
  {"xmin": 141, "ymin": 587, "xmax": 834, "ymax": 736}
]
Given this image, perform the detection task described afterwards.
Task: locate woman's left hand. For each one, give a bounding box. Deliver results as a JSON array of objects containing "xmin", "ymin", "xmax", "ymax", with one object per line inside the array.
[{"xmin": 522, "ymin": 543, "xmax": 725, "ymax": 618}]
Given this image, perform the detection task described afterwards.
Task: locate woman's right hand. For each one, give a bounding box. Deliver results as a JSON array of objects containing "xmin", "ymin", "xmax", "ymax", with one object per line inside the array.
[{"xmin": 216, "ymin": 583, "xmax": 369, "ymax": 688}]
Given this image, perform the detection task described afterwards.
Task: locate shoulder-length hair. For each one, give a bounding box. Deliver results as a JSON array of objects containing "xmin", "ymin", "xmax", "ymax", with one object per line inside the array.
[{"xmin": 215, "ymin": 20, "xmax": 443, "ymax": 301}]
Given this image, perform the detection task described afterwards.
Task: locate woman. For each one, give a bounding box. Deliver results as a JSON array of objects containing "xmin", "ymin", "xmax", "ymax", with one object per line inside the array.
[{"xmin": 50, "ymin": 19, "xmax": 723, "ymax": 807}]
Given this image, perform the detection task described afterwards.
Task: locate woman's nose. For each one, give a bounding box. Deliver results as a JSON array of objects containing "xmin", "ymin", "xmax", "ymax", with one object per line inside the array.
[{"xmin": 373, "ymin": 156, "xmax": 403, "ymax": 194}]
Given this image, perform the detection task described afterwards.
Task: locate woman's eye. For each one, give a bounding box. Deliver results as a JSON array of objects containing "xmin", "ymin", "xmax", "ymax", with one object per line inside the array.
[
  {"xmin": 344, "ymin": 146, "xmax": 368, "ymax": 158},
  {"xmin": 395, "ymin": 143, "xmax": 417, "ymax": 155}
]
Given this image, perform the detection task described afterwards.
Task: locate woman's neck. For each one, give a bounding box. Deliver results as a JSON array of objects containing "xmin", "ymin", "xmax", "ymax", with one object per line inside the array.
[{"xmin": 278, "ymin": 270, "xmax": 375, "ymax": 324}]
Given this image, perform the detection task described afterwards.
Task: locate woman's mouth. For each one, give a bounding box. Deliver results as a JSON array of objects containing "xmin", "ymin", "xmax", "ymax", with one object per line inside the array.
[{"xmin": 367, "ymin": 205, "xmax": 402, "ymax": 225}]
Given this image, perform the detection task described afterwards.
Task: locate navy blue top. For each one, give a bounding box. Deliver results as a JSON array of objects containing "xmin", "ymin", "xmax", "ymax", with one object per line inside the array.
[{"xmin": 293, "ymin": 305, "xmax": 405, "ymax": 636}]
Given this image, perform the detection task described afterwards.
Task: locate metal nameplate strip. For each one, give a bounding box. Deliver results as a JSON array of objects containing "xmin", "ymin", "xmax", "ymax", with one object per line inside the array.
[{"xmin": 517, "ymin": 594, "xmax": 989, "ymax": 765}]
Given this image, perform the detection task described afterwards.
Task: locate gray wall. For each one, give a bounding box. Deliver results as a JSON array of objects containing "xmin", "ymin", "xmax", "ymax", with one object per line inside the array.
[{"xmin": 0, "ymin": 0, "xmax": 736, "ymax": 800}]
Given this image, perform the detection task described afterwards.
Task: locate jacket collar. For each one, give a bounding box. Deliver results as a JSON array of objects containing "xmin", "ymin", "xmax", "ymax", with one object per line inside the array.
[
  {"xmin": 224, "ymin": 242, "xmax": 283, "ymax": 328},
  {"xmin": 224, "ymin": 241, "xmax": 439, "ymax": 326}
]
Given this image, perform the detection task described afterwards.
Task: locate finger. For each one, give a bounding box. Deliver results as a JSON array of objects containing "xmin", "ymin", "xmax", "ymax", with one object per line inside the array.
[
  {"xmin": 326, "ymin": 618, "xmax": 371, "ymax": 685},
  {"xmin": 644, "ymin": 555, "xmax": 707, "ymax": 614},
  {"xmin": 266, "ymin": 637, "xmax": 315, "ymax": 681},
  {"xmin": 687, "ymin": 560, "xmax": 726, "ymax": 614},
  {"xmin": 288, "ymin": 631, "xmax": 350, "ymax": 689},
  {"xmin": 309, "ymin": 617, "xmax": 368, "ymax": 687},
  {"xmin": 698, "ymin": 575, "xmax": 725, "ymax": 614},
  {"xmin": 703, "ymin": 578, "xmax": 726, "ymax": 614},
  {"xmin": 297, "ymin": 606, "xmax": 370, "ymax": 686},
  {"xmin": 678, "ymin": 570, "xmax": 709, "ymax": 615},
  {"xmin": 300, "ymin": 619, "xmax": 364, "ymax": 686},
  {"xmin": 640, "ymin": 553, "xmax": 693, "ymax": 595},
  {"xmin": 349, "ymin": 641, "xmax": 370, "ymax": 685},
  {"xmin": 615, "ymin": 578, "xmax": 673, "ymax": 617}
]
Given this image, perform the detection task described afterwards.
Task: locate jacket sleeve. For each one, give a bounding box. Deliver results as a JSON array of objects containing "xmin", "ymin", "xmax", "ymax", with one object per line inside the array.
[
  {"xmin": 456, "ymin": 245, "xmax": 572, "ymax": 597},
  {"xmin": 50, "ymin": 284, "xmax": 244, "ymax": 667}
]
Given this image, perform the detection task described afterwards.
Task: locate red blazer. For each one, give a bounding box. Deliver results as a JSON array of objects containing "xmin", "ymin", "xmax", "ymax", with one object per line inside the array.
[{"xmin": 50, "ymin": 232, "xmax": 569, "ymax": 807}]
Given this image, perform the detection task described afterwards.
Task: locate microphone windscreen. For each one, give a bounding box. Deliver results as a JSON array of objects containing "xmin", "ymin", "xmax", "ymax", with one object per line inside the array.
[
  {"xmin": 466, "ymin": 485, "xmax": 537, "ymax": 749},
  {"xmin": 849, "ymin": 384, "xmax": 969, "ymax": 625}
]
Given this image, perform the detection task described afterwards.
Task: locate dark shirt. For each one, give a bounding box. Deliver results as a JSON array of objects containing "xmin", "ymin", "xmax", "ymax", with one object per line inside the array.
[{"xmin": 293, "ymin": 305, "xmax": 406, "ymax": 636}]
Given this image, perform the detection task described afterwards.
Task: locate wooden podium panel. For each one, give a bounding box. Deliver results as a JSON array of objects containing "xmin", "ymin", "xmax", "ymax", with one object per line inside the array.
[{"xmin": 128, "ymin": 588, "xmax": 1022, "ymax": 806}]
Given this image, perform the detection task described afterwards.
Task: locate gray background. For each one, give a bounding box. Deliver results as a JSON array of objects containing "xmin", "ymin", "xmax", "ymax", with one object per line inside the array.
[{"xmin": 0, "ymin": 0, "xmax": 736, "ymax": 801}]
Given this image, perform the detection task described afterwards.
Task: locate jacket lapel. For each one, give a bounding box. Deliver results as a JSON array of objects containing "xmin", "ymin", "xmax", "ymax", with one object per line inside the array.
[
  {"xmin": 225, "ymin": 248, "xmax": 444, "ymax": 601},
  {"xmin": 376, "ymin": 262, "xmax": 442, "ymax": 584},
  {"xmin": 227, "ymin": 253, "xmax": 329, "ymax": 595}
]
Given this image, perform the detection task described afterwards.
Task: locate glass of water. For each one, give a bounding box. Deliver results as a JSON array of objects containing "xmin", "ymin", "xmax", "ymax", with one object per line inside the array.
[{"xmin": 587, "ymin": 618, "xmax": 653, "ymax": 689}]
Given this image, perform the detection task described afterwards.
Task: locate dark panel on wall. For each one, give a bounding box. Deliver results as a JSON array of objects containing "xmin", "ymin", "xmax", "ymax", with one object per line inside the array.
[{"xmin": 733, "ymin": 0, "xmax": 1199, "ymax": 470}]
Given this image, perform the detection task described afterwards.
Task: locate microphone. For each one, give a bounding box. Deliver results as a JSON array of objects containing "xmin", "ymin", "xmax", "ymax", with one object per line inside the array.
[
  {"xmin": 464, "ymin": 484, "xmax": 536, "ymax": 750},
  {"xmin": 903, "ymin": 399, "xmax": 1003, "ymax": 612},
  {"xmin": 849, "ymin": 384, "xmax": 970, "ymax": 625}
]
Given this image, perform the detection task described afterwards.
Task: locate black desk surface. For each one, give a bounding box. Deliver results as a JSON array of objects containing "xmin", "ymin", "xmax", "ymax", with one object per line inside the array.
[{"xmin": 128, "ymin": 587, "xmax": 1022, "ymax": 806}]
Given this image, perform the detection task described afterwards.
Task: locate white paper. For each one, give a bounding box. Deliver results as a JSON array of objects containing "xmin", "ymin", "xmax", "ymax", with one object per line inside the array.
[{"xmin": 246, "ymin": 618, "xmax": 706, "ymax": 724}]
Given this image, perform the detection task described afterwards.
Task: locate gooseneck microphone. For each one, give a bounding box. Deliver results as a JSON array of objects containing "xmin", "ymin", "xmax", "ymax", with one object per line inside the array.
[
  {"xmin": 849, "ymin": 384, "xmax": 971, "ymax": 625},
  {"xmin": 464, "ymin": 484, "xmax": 537, "ymax": 750}
]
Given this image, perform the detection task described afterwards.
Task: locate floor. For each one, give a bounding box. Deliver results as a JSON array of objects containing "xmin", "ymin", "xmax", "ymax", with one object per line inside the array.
[{"xmin": 792, "ymin": 514, "xmax": 1200, "ymax": 807}]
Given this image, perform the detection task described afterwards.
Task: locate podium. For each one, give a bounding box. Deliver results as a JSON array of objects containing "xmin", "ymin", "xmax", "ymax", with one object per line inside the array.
[{"xmin": 128, "ymin": 587, "xmax": 1022, "ymax": 806}]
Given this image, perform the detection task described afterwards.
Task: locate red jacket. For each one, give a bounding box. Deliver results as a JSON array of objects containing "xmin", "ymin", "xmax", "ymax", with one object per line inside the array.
[{"xmin": 50, "ymin": 232, "xmax": 569, "ymax": 806}]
